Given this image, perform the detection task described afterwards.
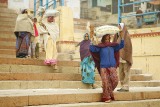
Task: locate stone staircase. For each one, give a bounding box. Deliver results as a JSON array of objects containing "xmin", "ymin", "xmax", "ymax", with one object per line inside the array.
[
  {"xmin": 0, "ymin": 3, "xmax": 16, "ymax": 59},
  {"xmin": 0, "ymin": 3, "xmax": 160, "ymax": 107}
]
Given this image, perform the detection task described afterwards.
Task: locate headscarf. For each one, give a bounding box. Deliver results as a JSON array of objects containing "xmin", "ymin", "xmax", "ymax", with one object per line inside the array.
[
  {"xmin": 113, "ymin": 23, "xmax": 133, "ymax": 66},
  {"xmin": 47, "ymin": 16, "xmax": 55, "ymax": 22},
  {"xmin": 22, "ymin": 9, "xmax": 27, "ymax": 14},
  {"xmin": 90, "ymin": 34, "xmax": 120, "ymax": 74},
  {"xmin": 83, "ymin": 33, "xmax": 90, "ymax": 40},
  {"xmin": 80, "ymin": 33, "xmax": 91, "ymax": 61},
  {"xmin": 101, "ymin": 34, "xmax": 110, "ymax": 43},
  {"xmin": 119, "ymin": 23, "xmax": 124, "ymax": 31}
]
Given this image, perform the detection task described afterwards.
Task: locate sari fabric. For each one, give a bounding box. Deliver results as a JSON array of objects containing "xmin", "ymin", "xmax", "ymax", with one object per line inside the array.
[
  {"xmin": 16, "ymin": 32, "xmax": 31, "ymax": 58},
  {"xmin": 80, "ymin": 33, "xmax": 95, "ymax": 84}
]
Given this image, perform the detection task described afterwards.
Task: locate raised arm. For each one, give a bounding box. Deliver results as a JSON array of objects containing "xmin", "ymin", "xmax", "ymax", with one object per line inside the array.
[
  {"xmin": 89, "ymin": 45, "xmax": 100, "ymax": 52},
  {"xmin": 114, "ymin": 40, "xmax": 124, "ymax": 51},
  {"xmin": 75, "ymin": 43, "xmax": 80, "ymax": 47}
]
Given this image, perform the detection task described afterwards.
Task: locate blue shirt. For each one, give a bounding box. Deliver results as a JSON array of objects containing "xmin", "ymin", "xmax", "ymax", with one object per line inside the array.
[{"xmin": 89, "ymin": 40, "xmax": 124, "ymax": 68}]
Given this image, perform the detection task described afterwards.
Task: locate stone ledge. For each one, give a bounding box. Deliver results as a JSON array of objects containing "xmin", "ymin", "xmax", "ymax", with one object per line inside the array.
[
  {"xmin": 0, "ymin": 81, "xmax": 160, "ymax": 90},
  {"xmin": 130, "ymin": 74, "xmax": 152, "ymax": 81},
  {"xmin": 0, "ymin": 58, "xmax": 80, "ymax": 66},
  {"xmin": 0, "ymin": 63, "xmax": 142, "ymax": 74},
  {"xmin": 30, "ymin": 99, "xmax": 160, "ymax": 107},
  {"xmin": 0, "ymin": 45, "xmax": 15, "ymax": 50},
  {"xmin": 0, "ymin": 88, "xmax": 160, "ymax": 106},
  {"xmin": 0, "ymin": 50, "xmax": 16, "ymax": 55},
  {"xmin": 0, "ymin": 73, "xmax": 151, "ymax": 81},
  {"xmin": 0, "ymin": 31, "xmax": 15, "ymax": 35}
]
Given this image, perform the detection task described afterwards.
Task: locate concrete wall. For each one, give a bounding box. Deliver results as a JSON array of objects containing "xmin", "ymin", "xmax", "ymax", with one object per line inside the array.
[
  {"xmin": 65, "ymin": 0, "xmax": 80, "ymax": 19},
  {"xmin": 55, "ymin": 6, "xmax": 74, "ymax": 41},
  {"xmin": 8, "ymin": 0, "xmax": 29, "ymax": 10},
  {"xmin": 97, "ymin": 0, "xmax": 107, "ymax": 7},
  {"xmin": 129, "ymin": 27, "xmax": 160, "ymax": 80}
]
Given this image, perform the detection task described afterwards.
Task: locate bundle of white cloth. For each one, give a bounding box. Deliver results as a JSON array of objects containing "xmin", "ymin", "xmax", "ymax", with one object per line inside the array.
[
  {"xmin": 44, "ymin": 9, "xmax": 59, "ymax": 18},
  {"xmin": 94, "ymin": 25, "xmax": 120, "ymax": 38}
]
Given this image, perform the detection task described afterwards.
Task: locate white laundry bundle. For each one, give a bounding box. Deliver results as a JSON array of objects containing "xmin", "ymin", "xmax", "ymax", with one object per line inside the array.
[
  {"xmin": 44, "ymin": 9, "xmax": 59, "ymax": 18},
  {"xmin": 38, "ymin": 6, "xmax": 45, "ymax": 12},
  {"xmin": 94, "ymin": 25, "xmax": 120, "ymax": 38}
]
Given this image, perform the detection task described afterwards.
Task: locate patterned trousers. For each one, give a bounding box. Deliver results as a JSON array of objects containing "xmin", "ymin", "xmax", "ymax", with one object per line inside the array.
[{"xmin": 100, "ymin": 67, "xmax": 118, "ymax": 101}]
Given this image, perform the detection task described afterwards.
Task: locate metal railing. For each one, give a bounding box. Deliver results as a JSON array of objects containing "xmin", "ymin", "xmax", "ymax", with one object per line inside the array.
[
  {"xmin": 118, "ymin": 0, "xmax": 160, "ymax": 25},
  {"xmin": 34, "ymin": 0, "xmax": 64, "ymax": 17}
]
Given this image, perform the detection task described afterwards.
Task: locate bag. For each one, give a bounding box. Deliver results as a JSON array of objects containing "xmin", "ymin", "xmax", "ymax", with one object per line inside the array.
[
  {"xmin": 44, "ymin": 9, "xmax": 59, "ymax": 17},
  {"xmin": 38, "ymin": 6, "xmax": 45, "ymax": 12},
  {"xmin": 94, "ymin": 25, "xmax": 120, "ymax": 38}
]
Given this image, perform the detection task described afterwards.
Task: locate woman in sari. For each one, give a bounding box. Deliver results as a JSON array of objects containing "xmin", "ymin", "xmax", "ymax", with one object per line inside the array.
[
  {"xmin": 89, "ymin": 34, "xmax": 124, "ymax": 103},
  {"xmin": 39, "ymin": 12, "xmax": 59, "ymax": 69},
  {"xmin": 79, "ymin": 33, "xmax": 95, "ymax": 87},
  {"xmin": 14, "ymin": 9, "xmax": 35, "ymax": 58}
]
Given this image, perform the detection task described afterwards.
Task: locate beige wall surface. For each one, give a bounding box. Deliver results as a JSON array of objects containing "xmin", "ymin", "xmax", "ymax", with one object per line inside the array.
[
  {"xmin": 131, "ymin": 30, "xmax": 160, "ymax": 80},
  {"xmin": 55, "ymin": 6, "xmax": 74, "ymax": 41}
]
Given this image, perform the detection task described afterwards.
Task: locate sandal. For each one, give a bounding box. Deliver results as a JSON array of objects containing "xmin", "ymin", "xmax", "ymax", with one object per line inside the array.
[{"xmin": 105, "ymin": 99, "xmax": 111, "ymax": 103}]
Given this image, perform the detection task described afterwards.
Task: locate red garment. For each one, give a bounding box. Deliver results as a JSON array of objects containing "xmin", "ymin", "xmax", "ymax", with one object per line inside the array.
[
  {"xmin": 100, "ymin": 67, "xmax": 118, "ymax": 101},
  {"xmin": 33, "ymin": 23, "xmax": 39, "ymax": 37}
]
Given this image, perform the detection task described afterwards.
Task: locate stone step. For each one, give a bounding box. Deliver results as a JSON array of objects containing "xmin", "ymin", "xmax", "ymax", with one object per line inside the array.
[
  {"xmin": 0, "ymin": 73, "xmax": 151, "ymax": 81},
  {"xmin": 0, "ymin": 38, "xmax": 16, "ymax": 48},
  {"xmin": 0, "ymin": 54, "xmax": 16, "ymax": 58},
  {"xmin": 0, "ymin": 16, "xmax": 16, "ymax": 22},
  {"xmin": 58, "ymin": 53, "xmax": 72, "ymax": 61},
  {"xmin": 26, "ymin": 99, "xmax": 160, "ymax": 107},
  {"xmin": 1, "ymin": 87, "xmax": 160, "ymax": 106},
  {"xmin": 0, "ymin": 41, "xmax": 16, "ymax": 46},
  {"xmin": 0, "ymin": 5, "xmax": 7, "ymax": 8},
  {"xmin": 0, "ymin": 58, "xmax": 142, "ymax": 74},
  {"xmin": 130, "ymin": 74, "xmax": 152, "ymax": 81},
  {"xmin": 0, "ymin": 12, "xmax": 17, "ymax": 17},
  {"xmin": 0, "ymin": 37, "xmax": 16, "ymax": 42},
  {"xmin": 0, "ymin": 33, "xmax": 16, "ymax": 39},
  {"xmin": 0, "ymin": 58, "xmax": 80, "ymax": 66},
  {"xmin": 0, "ymin": 45, "xmax": 15, "ymax": 50},
  {"xmin": 0, "ymin": 64, "xmax": 142, "ymax": 76},
  {"xmin": 0, "ymin": 48, "xmax": 16, "ymax": 58},
  {"xmin": 0, "ymin": 50, "xmax": 16, "ymax": 55},
  {"xmin": 74, "ymin": 29, "xmax": 88, "ymax": 34},
  {"xmin": 0, "ymin": 8, "xmax": 15, "ymax": 13},
  {"xmin": 74, "ymin": 24, "xmax": 86, "ymax": 30},
  {"xmin": 0, "ymin": 25, "xmax": 15, "ymax": 31},
  {"xmin": 0, "ymin": 31, "xmax": 15, "ymax": 36},
  {"xmin": 0, "ymin": 21, "xmax": 16, "ymax": 26},
  {"xmin": 0, "ymin": 80, "xmax": 160, "ymax": 90},
  {"xmin": 129, "ymin": 68, "xmax": 142, "ymax": 74},
  {"xmin": 0, "ymin": 3, "xmax": 7, "ymax": 7},
  {"xmin": 0, "ymin": 80, "xmax": 94, "ymax": 90}
]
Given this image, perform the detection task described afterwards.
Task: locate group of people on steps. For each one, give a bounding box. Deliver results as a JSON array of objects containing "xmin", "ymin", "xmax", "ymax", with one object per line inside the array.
[
  {"xmin": 14, "ymin": 8, "xmax": 132, "ymax": 103},
  {"xmin": 14, "ymin": 9, "xmax": 59, "ymax": 69}
]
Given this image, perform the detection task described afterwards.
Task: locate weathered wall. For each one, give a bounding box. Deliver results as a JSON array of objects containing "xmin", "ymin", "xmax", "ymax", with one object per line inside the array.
[
  {"xmin": 65, "ymin": 0, "xmax": 80, "ymax": 19},
  {"xmin": 8, "ymin": 0, "xmax": 29, "ymax": 10},
  {"xmin": 0, "ymin": 0, "xmax": 7, "ymax": 4},
  {"xmin": 55, "ymin": 6, "xmax": 74, "ymax": 41},
  {"xmin": 129, "ymin": 27, "xmax": 160, "ymax": 80}
]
